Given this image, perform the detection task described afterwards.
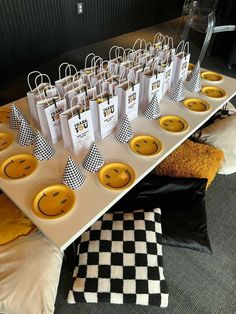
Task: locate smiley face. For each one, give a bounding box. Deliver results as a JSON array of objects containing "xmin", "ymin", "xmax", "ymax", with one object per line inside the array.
[
  {"xmin": 160, "ymin": 116, "xmax": 188, "ymax": 133},
  {"xmin": 201, "ymin": 72, "xmax": 223, "ymax": 82},
  {"xmin": 0, "ymin": 132, "xmax": 13, "ymax": 151},
  {"xmin": 202, "ymin": 86, "xmax": 226, "ymax": 98},
  {"xmin": 99, "ymin": 163, "xmax": 135, "ymax": 190},
  {"xmin": 184, "ymin": 98, "xmax": 210, "ymax": 112},
  {"xmin": 32, "ymin": 184, "xmax": 75, "ymax": 219},
  {"xmin": 130, "ymin": 135, "xmax": 163, "ymax": 156},
  {"xmin": 0, "ymin": 154, "xmax": 37, "ymax": 180},
  {"xmin": 0, "ymin": 108, "xmax": 11, "ymax": 124}
]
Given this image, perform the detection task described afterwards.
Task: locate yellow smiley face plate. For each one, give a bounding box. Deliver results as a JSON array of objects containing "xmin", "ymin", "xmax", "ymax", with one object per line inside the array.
[
  {"xmin": 201, "ymin": 86, "xmax": 226, "ymax": 99},
  {"xmin": 0, "ymin": 154, "xmax": 38, "ymax": 180},
  {"xmin": 129, "ymin": 135, "xmax": 163, "ymax": 156},
  {"xmin": 98, "ymin": 163, "xmax": 135, "ymax": 190},
  {"xmin": 183, "ymin": 98, "xmax": 211, "ymax": 113},
  {"xmin": 32, "ymin": 184, "xmax": 75, "ymax": 219},
  {"xmin": 159, "ymin": 115, "xmax": 189, "ymax": 133},
  {"xmin": 201, "ymin": 71, "xmax": 223, "ymax": 82},
  {"xmin": 0, "ymin": 107, "xmax": 11, "ymax": 124},
  {"xmin": 0, "ymin": 132, "xmax": 13, "ymax": 152}
]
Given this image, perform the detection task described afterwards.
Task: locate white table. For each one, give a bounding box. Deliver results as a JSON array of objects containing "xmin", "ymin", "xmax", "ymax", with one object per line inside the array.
[{"xmin": 0, "ymin": 74, "xmax": 235, "ymax": 251}]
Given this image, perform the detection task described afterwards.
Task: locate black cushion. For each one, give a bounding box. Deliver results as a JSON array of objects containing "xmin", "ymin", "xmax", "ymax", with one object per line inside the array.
[{"xmin": 110, "ymin": 174, "xmax": 212, "ymax": 254}]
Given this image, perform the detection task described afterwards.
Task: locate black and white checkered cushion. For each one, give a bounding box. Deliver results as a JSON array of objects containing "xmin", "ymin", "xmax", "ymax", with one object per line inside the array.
[{"xmin": 68, "ymin": 208, "xmax": 169, "ymax": 307}]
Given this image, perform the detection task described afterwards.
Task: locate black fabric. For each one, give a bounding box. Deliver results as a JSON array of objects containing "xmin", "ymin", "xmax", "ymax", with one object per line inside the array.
[{"xmin": 110, "ymin": 175, "xmax": 212, "ymax": 254}]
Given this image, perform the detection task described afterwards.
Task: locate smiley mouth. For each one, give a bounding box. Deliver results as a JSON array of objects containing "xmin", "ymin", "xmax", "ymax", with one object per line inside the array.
[
  {"xmin": 136, "ymin": 142, "xmax": 159, "ymax": 155},
  {"xmin": 3, "ymin": 160, "xmax": 27, "ymax": 178},
  {"xmin": 37, "ymin": 193, "xmax": 65, "ymax": 217},
  {"xmin": 106, "ymin": 170, "xmax": 132, "ymax": 189}
]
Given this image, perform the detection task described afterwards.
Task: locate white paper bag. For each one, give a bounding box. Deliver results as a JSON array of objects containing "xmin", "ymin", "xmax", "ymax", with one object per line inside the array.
[
  {"xmin": 60, "ymin": 95, "xmax": 95, "ymax": 152},
  {"xmin": 90, "ymin": 83, "xmax": 118, "ymax": 139},
  {"xmin": 115, "ymin": 73, "xmax": 140, "ymax": 121},
  {"xmin": 27, "ymin": 71, "xmax": 57, "ymax": 127},
  {"xmin": 55, "ymin": 63, "xmax": 78, "ymax": 96},
  {"xmin": 139, "ymin": 66, "xmax": 164, "ymax": 111},
  {"xmin": 172, "ymin": 41, "xmax": 190, "ymax": 84},
  {"xmin": 36, "ymin": 90, "xmax": 66, "ymax": 144}
]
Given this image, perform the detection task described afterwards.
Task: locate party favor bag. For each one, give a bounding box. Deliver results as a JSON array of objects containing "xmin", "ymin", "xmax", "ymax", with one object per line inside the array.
[
  {"xmin": 115, "ymin": 73, "xmax": 140, "ymax": 121},
  {"xmin": 55, "ymin": 63, "xmax": 78, "ymax": 96},
  {"xmin": 60, "ymin": 95, "xmax": 95, "ymax": 152},
  {"xmin": 27, "ymin": 71, "xmax": 58, "ymax": 127},
  {"xmin": 172, "ymin": 41, "xmax": 190, "ymax": 84},
  {"xmin": 90, "ymin": 83, "xmax": 118, "ymax": 139},
  {"xmin": 36, "ymin": 89, "xmax": 66, "ymax": 144}
]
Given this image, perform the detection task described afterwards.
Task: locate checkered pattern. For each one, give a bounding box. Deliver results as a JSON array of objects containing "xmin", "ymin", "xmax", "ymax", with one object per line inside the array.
[
  {"xmin": 169, "ymin": 78, "xmax": 185, "ymax": 102},
  {"xmin": 9, "ymin": 104, "xmax": 26, "ymax": 129},
  {"xmin": 188, "ymin": 62, "xmax": 201, "ymax": 93},
  {"xmin": 82, "ymin": 142, "xmax": 104, "ymax": 172},
  {"xmin": 62, "ymin": 157, "xmax": 86, "ymax": 190},
  {"xmin": 115, "ymin": 115, "xmax": 133, "ymax": 143},
  {"xmin": 144, "ymin": 93, "xmax": 161, "ymax": 119},
  {"xmin": 68, "ymin": 208, "xmax": 169, "ymax": 307},
  {"xmin": 17, "ymin": 119, "xmax": 35, "ymax": 146},
  {"xmin": 33, "ymin": 131, "xmax": 55, "ymax": 161}
]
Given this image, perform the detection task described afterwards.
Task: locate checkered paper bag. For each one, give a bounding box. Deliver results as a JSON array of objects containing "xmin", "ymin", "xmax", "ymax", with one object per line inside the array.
[
  {"xmin": 68, "ymin": 208, "xmax": 169, "ymax": 307},
  {"xmin": 62, "ymin": 157, "xmax": 86, "ymax": 190}
]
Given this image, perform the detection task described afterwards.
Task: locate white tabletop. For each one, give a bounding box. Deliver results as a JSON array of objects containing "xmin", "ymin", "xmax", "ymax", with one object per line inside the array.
[{"xmin": 0, "ymin": 73, "xmax": 236, "ymax": 251}]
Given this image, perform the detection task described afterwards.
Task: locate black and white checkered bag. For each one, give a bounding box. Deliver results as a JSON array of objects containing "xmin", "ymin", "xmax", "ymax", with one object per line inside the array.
[
  {"xmin": 188, "ymin": 62, "xmax": 201, "ymax": 93},
  {"xmin": 33, "ymin": 131, "xmax": 55, "ymax": 161},
  {"xmin": 68, "ymin": 208, "xmax": 169, "ymax": 307},
  {"xmin": 169, "ymin": 78, "xmax": 185, "ymax": 102},
  {"xmin": 82, "ymin": 142, "xmax": 104, "ymax": 172},
  {"xmin": 144, "ymin": 92, "xmax": 161, "ymax": 120},
  {"xmin": 62, "ymin": 157, "xmax": 86, "ymax": 190},
  {"xmin": 115, "ymin": 115, "xmax": 133, "ymax": 143},
  {"xmin": 17, "ymin": 119, "xmax": 35, "ymax": 146}
]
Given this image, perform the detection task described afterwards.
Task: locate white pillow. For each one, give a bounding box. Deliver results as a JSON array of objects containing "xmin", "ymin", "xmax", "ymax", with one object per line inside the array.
[
  {"xmin": 198, "ymin": 113, "xmax": 236, "ymax": 175},
  {"xmin": 0, "ymin": 230, "xmax": 63, "ymax": 314}
]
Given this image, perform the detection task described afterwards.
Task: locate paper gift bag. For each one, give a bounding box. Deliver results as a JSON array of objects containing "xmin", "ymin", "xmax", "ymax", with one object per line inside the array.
[
  {"xmin": 139, "ymin": 65, "xmax": 164, "ymax": 111},
  {"xmin": 115, "ymin": 75, "xmax": 140, "ymax": 121},
  {"xmin": 27, "ymin": 71, "xmax": 58, "ymax": 127},
  {"xmin": 36, "ymin": 92, "xmax": 66, "ymax": 144},
  {"xmin": 55, "ymin": 63, "xmax": 78, "ymax": 97},
  {"xmin": 161, "ymin": 54, "xmax": 174, "ymax": 95},
  {"xmin": 90, "ymin": 84, "xmax": 118, "ymax": 139},
  {"xmin": 172, "ymin": 41, "xmax": 190, "ymax": 85},
  {"xmin": 60, "ymin": 95, "xmax": 95, "ymax": 153},
  {"xmin": 108, "ymin": 46, "xmax": 125, "ymax": 75}
]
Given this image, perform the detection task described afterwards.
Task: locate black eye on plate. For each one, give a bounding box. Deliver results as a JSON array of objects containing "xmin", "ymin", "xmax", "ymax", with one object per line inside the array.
[
  {"xmin": 53, "ymin": 192, "xmax": 60, "ymax": 197},
  {"xmin": 135, "ymin": 143, "xmax": 140, "ymax": 147},
  {"xmin": 105, "ymin": 174, "xmax": 111, "ymax": 179},
  {"xmin": 24, "ymin": 166, "xmax": 31, "ymax": 170},
  {"xmin": 114, "ymin": 169, "xmax": 119, "ymax": 173},
  {"xmin": 19, "ymin": 159, "xmax": 26, "ymax": 163},
  {"xmin": 143, "ymin": 140, "xmax": 148, "ymax": 143},
  {"xmin": 61, "ymin": 199, "xmax": 67, "ymax": 204}
]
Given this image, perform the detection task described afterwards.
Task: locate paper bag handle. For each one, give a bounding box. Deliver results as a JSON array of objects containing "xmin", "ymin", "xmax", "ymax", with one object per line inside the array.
[
  {"xmin": 27, "ymin": 71, "xmax": 43, "ymax": 91},
  {"xmin": 84, "ymin": 53, "xmax": 96, "ymax": 69},
  {"xmin": 58, "ymin": 62, "xmax": 70, "ymax": 80},
  {"xmin": 153, "ymin": 32, "xmax": 164, "ymax": 46}
]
